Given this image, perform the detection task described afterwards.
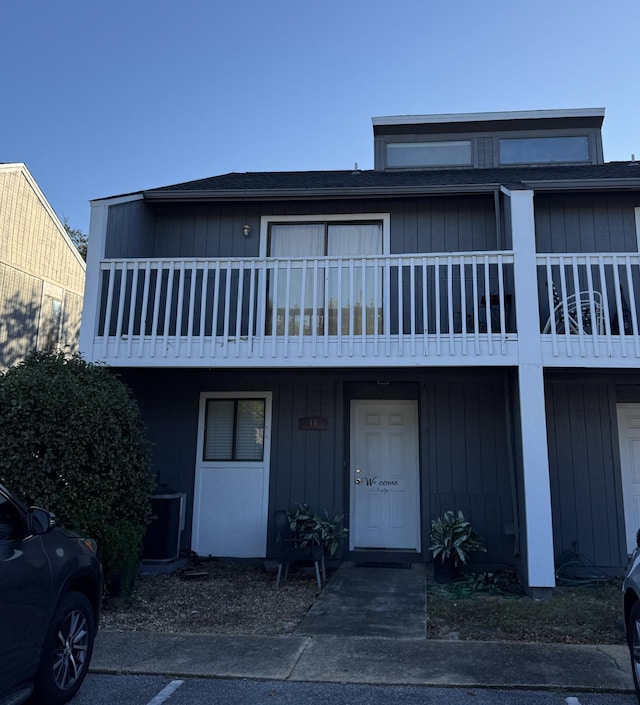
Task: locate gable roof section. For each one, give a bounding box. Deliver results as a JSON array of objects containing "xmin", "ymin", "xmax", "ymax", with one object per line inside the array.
[
  {"xmin": 0, "ymin": 163, "xmax": 86, "ymax": 272},
  {"xmin": 141, "ymin": 162, "xmax": 640, "ymax": 203}
]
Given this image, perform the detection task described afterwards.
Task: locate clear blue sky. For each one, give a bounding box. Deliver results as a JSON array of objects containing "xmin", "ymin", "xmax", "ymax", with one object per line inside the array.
[{"xmin": 3, "ymin": 0, "xmax": 639, "ymax": 236}]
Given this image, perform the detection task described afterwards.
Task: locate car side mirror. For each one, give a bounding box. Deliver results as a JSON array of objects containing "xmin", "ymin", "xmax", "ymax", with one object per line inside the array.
[
  {"xmin": 636, "ymin": 528, "xmax": 640, "ymax": 549},
  {"xmin": 28, "ymin": 507, "xmax": 56, "ymax": 535}
]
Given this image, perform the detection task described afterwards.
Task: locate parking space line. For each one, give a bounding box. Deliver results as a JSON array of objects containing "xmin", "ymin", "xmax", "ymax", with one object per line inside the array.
[{"xmin": 146, "ymin": 680, "xmax": 185, "ymax": 705}]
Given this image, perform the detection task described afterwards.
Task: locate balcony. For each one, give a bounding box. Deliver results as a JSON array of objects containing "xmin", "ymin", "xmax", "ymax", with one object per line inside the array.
[
  {"xmin": 85, "ymin": 252, "xmax": 640, "ymax": 369},
  {"xmin": 91, "ymin": 252, "xmax": 515, "ymax": 367},
  {"xmin": 537, "ymin": 252, "xmax": 640, "ymax": 366}
]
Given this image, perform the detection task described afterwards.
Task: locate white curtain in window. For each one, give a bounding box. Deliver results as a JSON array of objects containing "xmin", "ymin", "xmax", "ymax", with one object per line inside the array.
[
  {"xmin": 270, "ymin": 224, "xmax": 324, "ymax": 258},
  {"xmin": 327, "ymin": 223, "xmax": 382, "ymax": 256}
]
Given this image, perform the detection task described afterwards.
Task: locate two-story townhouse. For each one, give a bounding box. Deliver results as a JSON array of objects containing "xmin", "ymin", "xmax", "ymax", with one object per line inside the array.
[
  {"xmin": 80, "ymin": 108, "xmax": 640, "ymax": 595},
  {"xmin": 1, "ymin": 163, "xmax": 86, "ymax": 370}
]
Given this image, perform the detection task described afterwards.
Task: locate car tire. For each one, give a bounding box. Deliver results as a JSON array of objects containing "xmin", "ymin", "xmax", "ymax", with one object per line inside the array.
[{"xmin": 31, "ymin": 591, "xmax": 96, "ymax": 705}]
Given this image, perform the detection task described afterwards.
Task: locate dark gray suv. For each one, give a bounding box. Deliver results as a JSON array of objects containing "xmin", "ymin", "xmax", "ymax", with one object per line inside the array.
[
  {"xmin": 624, "ymin": 530, "xmax": 640, "ymax": 704},
  {"xmin": 0, "ymin": 483, "xmax": 102, "ymax": 705}
]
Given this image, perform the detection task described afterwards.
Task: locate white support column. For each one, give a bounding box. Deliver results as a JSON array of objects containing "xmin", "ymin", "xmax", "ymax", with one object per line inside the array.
[{"xmin": 505, "ymin": 186, "xmax": 556, "ymax": 590}]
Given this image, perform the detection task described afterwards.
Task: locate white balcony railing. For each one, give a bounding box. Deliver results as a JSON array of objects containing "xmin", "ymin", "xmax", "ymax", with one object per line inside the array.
[
  {"xmin": 537, "ymin": 253, "xmax": 640, "ymax": 362},
  {"xmin": 92, "ymin": 252, "xmax": 516, "ymax": 366}
]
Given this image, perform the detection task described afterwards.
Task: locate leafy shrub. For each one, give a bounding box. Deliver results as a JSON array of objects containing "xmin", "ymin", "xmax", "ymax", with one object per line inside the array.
[
  {"xmin": 429, "ymin": 509, "xmax": 486, "ymax": 568},
  {"xmin": 0, "ymin": 351, "xmax": 154, "ymax": 596},
  {"xmin": 288, "ymin": 503, "xmax": 348, "ymax": 556}
]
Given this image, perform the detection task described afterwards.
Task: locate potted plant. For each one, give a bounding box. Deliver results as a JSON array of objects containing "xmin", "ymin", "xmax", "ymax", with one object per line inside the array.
[
  {"xmin": 429, "ymin": 510, "xmax": 486, "ymax": 581},
  {"xmin": 288, "ymin": 504, "xmax": 348, "ymax": 557}
]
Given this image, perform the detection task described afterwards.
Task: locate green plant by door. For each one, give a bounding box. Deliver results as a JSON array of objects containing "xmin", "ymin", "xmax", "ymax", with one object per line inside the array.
[
  {"xmin": 287, "ymin": 504, "xmax": 348, "ymax": 556},
  {"xmin": 429, "ymin": 510, "xmax": 486, "ymax": 568}
]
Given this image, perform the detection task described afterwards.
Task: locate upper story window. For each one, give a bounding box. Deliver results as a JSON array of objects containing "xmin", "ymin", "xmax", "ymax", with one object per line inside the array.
[
  {"xmin": 260, "ymin": 214, "xmax": 389, "ymax": 337},
  {"xmin": 386, "ymin": 140, "xmax": 472, "ymax": 168},
  {"xmin": 498, "ymin": 136, "xmax": 590, "ymax": 165}
]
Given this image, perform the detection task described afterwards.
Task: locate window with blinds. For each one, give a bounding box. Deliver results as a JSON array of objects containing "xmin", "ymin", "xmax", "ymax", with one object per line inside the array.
[{"xmin": 203, "ymin": 398, "xmax": 265, "ymax": 461}]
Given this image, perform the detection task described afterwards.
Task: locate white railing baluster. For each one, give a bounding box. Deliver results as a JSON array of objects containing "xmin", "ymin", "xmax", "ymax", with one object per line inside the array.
[
  {"xmin": 472, "ymin": 258, "xmax": 480, "ymax": 355},
  {"xmin": 410, "ymin": 257, "xmax": 416, "ymax": 357},
  {"xmin": 362, "ymin": 258, "xmax": 368, "ymax": 357},
  {"xmin": 102, "ymin": 264, "xmax": 116, "ymax": 354},
  {"xmin": 126, "ymin": 264, "xmax": 139, "ymax": 358},
  {"xmin": 258, "ymin": 260, "xmax": 267, "ymax": 359},
  {"xmin": 235, "ymin": 260, "xmax": 245, "ymax": 358},
  {"xmin": 210, "ymin": 261, "xmax": 220, "ymax": 357},
  {"xmin": 298, "ymin": 259, "xmax": 307, "ymax": 357},
  {"xmin": 348, "ymin": 258, "xmax": 355, "ymax": 357},
  {"xmin": 460, "ymin": 256, "xmax": 467, "ymax": 356},
  {"xmin": 598, "ymin": 256, "xmax": 614, "ymax": 357},
  {"xmin": 113, "ymin": 261, "xmax": 128, "ymax": 358},
  {"xmin": 138, "ymin": 261, "xmax": 151, "ymax": 358},
  {"xmin": 270, "ymin": 260, "xmax": 279, "ymax": 358},
  {"xmin": 186, "ymin": 263, "xmax": 197, "ymax": 358},
  {"xmin": 484, "ymin": 256, "xmax": 493, "ymax": 357},
  {"xmin": 283, "ymin": 260, "xmax": 291, "ymax": 359},
  {"xmin": 398, "ymin": 257, "xmax": 404, "ymax": 357},
  {"xmin": 247, "ymin": 260, "xmax": 256, "ymax": 355},
  {"xmin": 625, "ymin": 256, "xmax": 640, "ymax": 357},
  {"xmin": 199, "ymin": 263, "xmax": 209, "ymax": 358},
  {"xmin": 100, "ymin": 263, "xmax": 115, "ymax": 358},
  {"xmin": 422, "ymin": 257, "xmax": 429, "ymax": 356},
  {"xmin": 222, "ymin": 260, "xmax": 232, "ymax": 358},
  {"xmin": 544, "ymin": 258, "xmax": 559, "ymax": 356},
  {"xmin": 385, "ymin": 257, "xmax": 391, "ymax": 356},
  {"xmin": 174, "ymin": 262, "xmax": 186, "ymax": 358},
  {"xmin": 570, "ymin": 257, "xmax": 586, "ymax": 356},
  {"xmin": 374, "ymin": 258, "xmax": 380, "ymax": 357},
  {"xmin": 584, "ymin": 257, "xmax": 599, "ymax": 358},
  {"xmin": 497, "ymin": 254, "xmax": 506, "ymax": 356},
  {"xmin": 150, "ymin": 262, "xmax": 163, "ymax": 358},
  {"xmin": 435, "ymin": 259, "xmax": 441, "ymax": 356},
  {"xmin": 447, "ymin": 257, "xmax": 454, "ymax": 356}
]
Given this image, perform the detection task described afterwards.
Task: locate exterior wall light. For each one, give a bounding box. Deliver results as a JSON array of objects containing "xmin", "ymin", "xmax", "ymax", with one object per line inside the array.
[{"xmin": 243, "ymin": 224, "xmax": 252, "ymax": 237}]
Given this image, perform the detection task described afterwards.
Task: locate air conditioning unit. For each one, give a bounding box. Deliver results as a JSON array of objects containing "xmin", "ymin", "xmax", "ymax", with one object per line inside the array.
[{"xmin": 142, "ymin": 493, "xmax": 186, "ymax": 563}]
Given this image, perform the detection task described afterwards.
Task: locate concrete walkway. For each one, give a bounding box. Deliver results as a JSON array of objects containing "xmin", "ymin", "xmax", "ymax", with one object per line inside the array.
[{"xmin": 91, "ymin": 563, "xmax": 635, "ymax": 693}]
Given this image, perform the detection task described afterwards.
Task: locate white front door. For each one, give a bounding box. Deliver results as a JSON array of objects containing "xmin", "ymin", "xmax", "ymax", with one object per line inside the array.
[
  {"xmin": 617, "ymin": 403, "xmax": 640, "ymax": 554},
  {"xmin": 350, "ymin": 400, "xmax": 420, "ymax": 551}
]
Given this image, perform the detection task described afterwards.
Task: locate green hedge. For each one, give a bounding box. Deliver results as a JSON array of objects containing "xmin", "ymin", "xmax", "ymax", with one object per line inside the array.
[{"xmin": 0, "ymin": 351, "xmax": 154, "ymax": 596}]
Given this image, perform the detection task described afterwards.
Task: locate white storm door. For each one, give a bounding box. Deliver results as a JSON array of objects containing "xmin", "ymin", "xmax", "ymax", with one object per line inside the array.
[
  {"xmin": 350, "ymin": 400, "xmax": 420, "ymax": 550},
  {"xmin": 192, "ymin": 392, "xmax": 272, "ymax": 558},
  {"xmin": 617, "ymin": 404, "xmax": 640, "ymax": 554}
]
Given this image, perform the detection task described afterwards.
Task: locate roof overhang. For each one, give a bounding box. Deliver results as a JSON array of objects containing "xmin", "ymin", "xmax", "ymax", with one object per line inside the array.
[
  {"xmin": 372, "ymin": 108, "xmax": 606, "ymax": 136},
  {"xmin": 142, "ymin": 184, "xmax": 503, "ymax": 202}
]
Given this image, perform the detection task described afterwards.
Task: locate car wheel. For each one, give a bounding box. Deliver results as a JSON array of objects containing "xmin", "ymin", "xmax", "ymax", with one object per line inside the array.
[{"xmin": 31, "ymin": 591, "xmax": 96, "ymax": 705}]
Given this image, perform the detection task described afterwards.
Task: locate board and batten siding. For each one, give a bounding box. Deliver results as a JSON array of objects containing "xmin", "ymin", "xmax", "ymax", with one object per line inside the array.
[
  {"xmin": 104, "ymin": 196, "xmax": 499, "ymax": 259},
  {"xmin": 535, "ymin": 192, "xmax": 640, "ymax": 253},
  {"xmin": 545, "ymin": 378, "xmax": 627, "ymax": 571},
  {"xmin": 424, "ymin": 372, "xmax": 517, "ymax": 567},
  {"xmin": 119, "ymin": 367, "xmax": 519, "ymax": 565}
]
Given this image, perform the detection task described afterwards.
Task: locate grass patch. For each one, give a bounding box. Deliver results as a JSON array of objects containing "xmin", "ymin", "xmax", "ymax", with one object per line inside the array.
[{"xmin": 427, "ymin": 574, "xmax": 625, "ymax": 644}]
